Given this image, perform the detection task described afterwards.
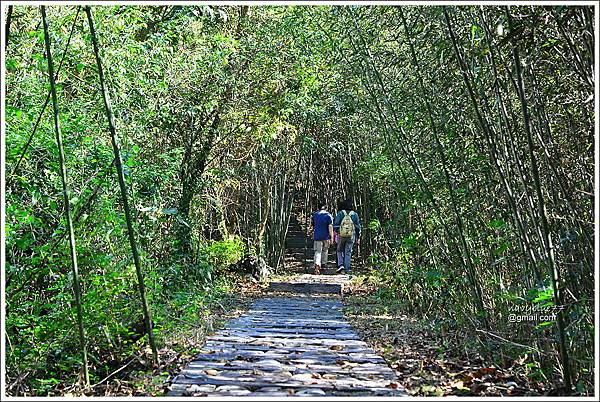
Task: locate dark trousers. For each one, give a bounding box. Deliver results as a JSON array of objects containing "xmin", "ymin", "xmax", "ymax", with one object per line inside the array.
[{"xmin": 336, "ymin": 237, "xmax": 354, "ymax": 273}]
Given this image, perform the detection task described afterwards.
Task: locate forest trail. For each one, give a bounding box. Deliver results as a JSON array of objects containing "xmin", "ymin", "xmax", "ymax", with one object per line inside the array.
[{"xmin": 168, "ymin": 294, "xmax": 406, "ymax": 396}]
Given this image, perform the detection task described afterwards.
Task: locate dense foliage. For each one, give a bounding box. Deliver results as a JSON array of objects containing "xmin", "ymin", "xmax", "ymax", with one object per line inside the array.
[{"xmin": 3, "ymin": 4, "xmax": 595, "ymax": 396}]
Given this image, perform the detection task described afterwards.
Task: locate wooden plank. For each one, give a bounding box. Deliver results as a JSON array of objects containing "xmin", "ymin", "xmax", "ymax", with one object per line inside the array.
[
  {"xmin": 245, "ymin": 309, "xmax": 343, "ymax": 314},
  {"xmin": 185, "ymin": 361, "xmax": 397, "ymax": 379},
  {"xmin": 207, "ymin": 335, "xmax": 364, "ymax": 345},
  {"xmin": 176, "ymin": 371, "xmax": 399, "ymax": 392},
  {"xmin": 190, "ymin": 352, "xmax": 387, "ymax": 365},
  {"xmin": 241, "ymin": 316, "xmax": 345, "ymax": 322},
  {"xmin": 268, "ymin": 282, "xmax": 342, "ymax": 294},
  {"xmin": 217, "ymin": 328, "xmax": 360, "ymax": 339},
  {"xmin": 202, "ymin": 342, "xmax": 375, "ymax": 354},
  {"xmin": 221, "ymin": 327, "xmax": 357, "ymax": 337},
  {"xmin": 168, "ymin": 382, "xmax": 401, "ymax": 397},
  {"xmin": 226, "ymin": 320, "xmax": 352, "ymax": 330}
]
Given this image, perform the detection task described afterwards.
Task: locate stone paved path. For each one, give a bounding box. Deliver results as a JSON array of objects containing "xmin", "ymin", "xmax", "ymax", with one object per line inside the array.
[{"xmin": 168, "ymin": 296, "xmax": 406, "ymax": 397}]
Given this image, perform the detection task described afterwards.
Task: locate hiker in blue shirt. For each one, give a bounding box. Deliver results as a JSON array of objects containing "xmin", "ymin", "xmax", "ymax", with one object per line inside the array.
[
  {"xmin": 333, "ymin": 198, "xmax": 361, "ymax": 274},
  {"xmin": 311, "ymin": 201, "xmax": 334, "ymax": 275}
]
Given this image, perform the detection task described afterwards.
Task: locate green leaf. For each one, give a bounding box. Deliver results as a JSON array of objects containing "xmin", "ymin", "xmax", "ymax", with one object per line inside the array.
[
  {"xmin": 368, "ymin": 219, "xmax": 381, "ymax": 230},
  {"xmin": 488, "ymin": 219, "xmax": 506, "ymax": 229},
  {"xmin": 493, "ymin": 242, "xmax": 509, "ymax": 255},
  {"xmin": 6, "ymin": 58, "xmax": 18, "ymax": 71}
]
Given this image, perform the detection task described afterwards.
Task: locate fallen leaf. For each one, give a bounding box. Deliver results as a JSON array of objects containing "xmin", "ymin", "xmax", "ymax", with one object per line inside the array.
[
  {"xmin": 451, "ymin": 380, "xmax": 464, "ymax": 388},
  {"xmin": 479, "ymin": 367, "xmax": 497, "ymax": 375}
]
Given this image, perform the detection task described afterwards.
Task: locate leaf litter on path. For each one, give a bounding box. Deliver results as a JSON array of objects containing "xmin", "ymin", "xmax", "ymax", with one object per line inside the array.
[{"xmin": 342, "ymin": 290, "xmax": 548, "ymax": 396}]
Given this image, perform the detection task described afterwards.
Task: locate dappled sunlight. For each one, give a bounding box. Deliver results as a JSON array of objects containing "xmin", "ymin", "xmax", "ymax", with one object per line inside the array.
[{"xmin": 169, "ymin": 297, "xmax": 404, "ymax": 396}]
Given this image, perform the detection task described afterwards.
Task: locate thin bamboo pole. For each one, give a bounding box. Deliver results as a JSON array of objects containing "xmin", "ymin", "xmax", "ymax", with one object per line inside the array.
[
  {"xmin": 84, "ymin": 6, "xmax": 158, "ymax": 365},
  {"xmin": 40, "ymin": 5, "xmax": 90, "ymax": 387},
  {"xmin": 505, "ymin": 6, "xmax": 571, "ymax": 390}
]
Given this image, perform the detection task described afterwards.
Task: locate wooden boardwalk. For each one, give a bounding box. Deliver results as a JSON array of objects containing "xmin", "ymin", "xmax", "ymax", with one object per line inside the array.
[
  {"xmin": 269, "ymin": 274, "xmax": 350, "ymax": 294},
  {"xmin": 168, "ymin": 294, "xmax": 405, "ymax": 397}
]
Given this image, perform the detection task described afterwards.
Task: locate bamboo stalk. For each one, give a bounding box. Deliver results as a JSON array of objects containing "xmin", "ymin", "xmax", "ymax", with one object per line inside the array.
[
  {"xmin": 84, "ymin": 6, "xmax": 158, "ymax": 365},
  {"xmin": 505, "ymin": 6, "xmax": 572, "ymax": 391},
  {"xmin": 40, "ymin": 5, "xmax": 90, "ymax": 387}
]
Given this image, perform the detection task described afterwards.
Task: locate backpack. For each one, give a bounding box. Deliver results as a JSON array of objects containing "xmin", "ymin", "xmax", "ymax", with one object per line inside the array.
[{"xmin": 339, "ymin": 210, "xmax": 355, "ymax": 238}]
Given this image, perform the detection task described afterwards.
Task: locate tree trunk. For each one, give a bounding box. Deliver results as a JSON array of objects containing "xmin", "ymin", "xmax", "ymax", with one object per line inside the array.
[{"xmin": 5, "ymin": 5, "xmax": 13, "ymax": 50}]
